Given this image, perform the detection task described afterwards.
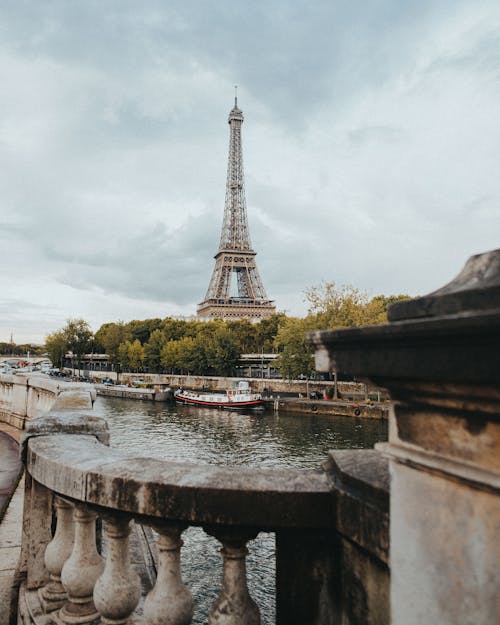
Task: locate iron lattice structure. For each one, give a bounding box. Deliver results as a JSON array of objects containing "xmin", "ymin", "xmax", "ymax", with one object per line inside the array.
[{"xmin": 198, "ymin": 98, "xmax": 276, "ymax": 320}]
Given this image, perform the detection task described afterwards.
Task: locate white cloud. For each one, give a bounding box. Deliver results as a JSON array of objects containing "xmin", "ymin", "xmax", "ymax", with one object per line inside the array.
[{"xmin": 0, "ymin": 0, "xmax": 499, "ymax": 342}]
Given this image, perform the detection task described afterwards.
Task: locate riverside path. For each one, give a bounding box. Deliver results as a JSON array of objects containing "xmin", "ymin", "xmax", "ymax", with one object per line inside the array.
[{"xmin": 0, "ymin": 431, "xmax": 23, "ymax": 625}]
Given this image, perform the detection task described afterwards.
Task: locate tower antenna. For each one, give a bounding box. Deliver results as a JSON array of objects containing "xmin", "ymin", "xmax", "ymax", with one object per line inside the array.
[{"xmin": 234, "ymin": 85, "xmax": 238, "ymax": 107}]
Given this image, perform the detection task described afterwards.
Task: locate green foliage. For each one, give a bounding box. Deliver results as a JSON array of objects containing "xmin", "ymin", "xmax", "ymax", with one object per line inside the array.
[
  {"xmin": 0, "ymin": 342, "xmax": 44, "ymax": 356},
  {"xmin": 45, "ymin": 331, "xmax": 67, "ymax": 368},
  {"xmin": 117, "ymin": 339, "xmax": 145, "ymax": 372},
  {"xmin": 255, "ymin": 313, "xmax": 287, "ymax": 352},
  {"xmin": 226, "ymin": 320, "xmax": 257, "ymax": 353},
  {"xmin": 274, "ymin": 317, "xmax": 315, "ymax": 380},
  {"xmin": 209, "ymin": 327, "xmax": 239, "ymax": 376},
  {"xmin": 161, "ymin": 339, "xmax": 186, "ymax": 373},
  {"xmin": 62, "ymin": 319, "xmax": 93, "ymax": 365},
  {"xmin": 306, "ymin": 282, "xmax": 411, "ymax": 330},
  {"xmin": 128, "ymin": 339, "xmax": 145, "ymax": 371},
  {"xmin": 144, "ymin": 329, "xmax": 167, "ymax": 373},
  {"xmin": 118, "ymin": 341, "xmax": 131, "ymax": 371},
  {"xmin": 162, "ymin": 318, "xmax": 188, "ymax": 342},
  {"xmin": 45, "ymin": 318, "xmax": 93, "ymax": 372},
  {"xmin": 127, "ymin": 318, "xmax": 164, "ymax": 344},
  {"xmin": 94, "ymin": 322, "xmax": 131, "ymax": 368}
]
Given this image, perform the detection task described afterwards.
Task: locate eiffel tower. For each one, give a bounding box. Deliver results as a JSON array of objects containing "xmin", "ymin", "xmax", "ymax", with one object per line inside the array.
[{"xmin": 197, "ymin": 94, "xmax": 276, "ymax": 321}]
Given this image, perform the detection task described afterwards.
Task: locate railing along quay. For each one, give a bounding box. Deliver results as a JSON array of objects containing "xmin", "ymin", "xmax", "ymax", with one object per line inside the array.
[{"xmin": 17, "ymin": 405, "xmax": 388, "ymax": 625}]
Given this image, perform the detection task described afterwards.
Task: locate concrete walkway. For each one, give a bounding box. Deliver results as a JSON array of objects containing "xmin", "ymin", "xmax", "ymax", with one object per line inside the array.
[{"xmin": 0, "ymin": 431, "xmax": 24, "ymax": 625}]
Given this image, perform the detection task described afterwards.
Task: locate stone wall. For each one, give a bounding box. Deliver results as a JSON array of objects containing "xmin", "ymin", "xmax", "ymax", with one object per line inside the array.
[
  {"xmin": 0, "ymin": 375, "xmax": 95, "ymax": 433},
  {"xmin": 72, "ymin": 369, "xmax": 387, "ymax": 400},
  {"xmin": 309, "ymin": 248, "xmax": 500, "ymax": 625}
]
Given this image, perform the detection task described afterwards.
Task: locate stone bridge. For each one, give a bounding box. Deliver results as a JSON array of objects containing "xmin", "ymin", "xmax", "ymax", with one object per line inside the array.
[{"xmin": 0, "ymin": 248, "xmax": 499, "ymax": 625}]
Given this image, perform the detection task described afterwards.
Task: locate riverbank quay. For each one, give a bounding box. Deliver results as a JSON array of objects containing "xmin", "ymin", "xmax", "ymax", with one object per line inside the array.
[
  {"xmin": 94, "ymin": 380, "xmax": 387, "ymax": 418},
  {"xmin": 94, "ymin": 384, "xmax": 172, "ymax": 401},
  {"xmin": 69, "ymin": 369, "xmax": 389, "ymax": 402},
  {"xmin": 268, "ymin": 397, "xmax": 388, "ymax": 418}
]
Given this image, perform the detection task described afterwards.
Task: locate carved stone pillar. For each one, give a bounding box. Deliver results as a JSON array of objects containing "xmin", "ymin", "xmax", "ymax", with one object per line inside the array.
[
  {"xmin": 206, "ymin": 527, "xmax": 260, "ymax": 625},
  {"xmin": 57, "ymin": 504, "xmax": 104, "ymax": 625},
  {"xmin": 93, "ymin": 515, "xmax": 141, "ymax": 625},
  {"xmin": 39, "ymin": 497, "xmax": 75, "ymax": 612},
  {"xmin": 143, "ymin": 524, "xmax": 193, "ymax": 625},
  {"xmin": 309, "ymin": 248, "xmax": 500, "ymax": 625},
  {"xmin": 27, "ymin": 479, "xmax": 53, "ymax": 589}
]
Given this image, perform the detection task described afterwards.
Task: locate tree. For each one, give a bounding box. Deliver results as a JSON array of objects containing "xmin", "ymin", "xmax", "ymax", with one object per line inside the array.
[
  {"xmin": 94, "ymin": 322, "xmax": 131, "ymax": 369},
  {"xmin": 305, "ymin": 282, "xmax": 411, "ymax": 330},
  {"xmin": 45, "ymin": 330, "xmax": 67, "ymax": 369},
  {"xmin": 362, "ymin": 294, "xmax": 412, "ymax": 325},
  {"xmin": 128, "ymin": 339, "xmax": 145, "ymax": 371},
  {"xmin": 161, "ymin": 340, "xmax": 184, "ymax": 373},
  {"xmin": 274, "ymin": 317, "xmax": 315, "ymax": 380},
  {"xmin": 118, "ymin": 341, "xmax": 131, "ymax": 372},
  {"xmin": 187, "ymin": 334, "xmax": 211, "ymax": 375},
  {"xmin": 127, "ymin": 318, "xmax": 163, "ymax": 344},
  {"xmin": 162, "ymin": 318, "xmax": 188, "ymax": 342},
  {"xmin": 62, "ymin": 319, "xmax": 93, "ymax": 373},
  {"xmin": 209, "ymin": 327, "xmax": 240, "ymax": 376},
  {"xmin": 144, "ymin": 329, "xmax": 167, "ymax": 373},
  {"xmin": 255, "ymin": 313, "xmax": 287, "ymax": 352},
  {"xmin": 226, "ymin": 320, "xmax": 257, "ymax": 353}
]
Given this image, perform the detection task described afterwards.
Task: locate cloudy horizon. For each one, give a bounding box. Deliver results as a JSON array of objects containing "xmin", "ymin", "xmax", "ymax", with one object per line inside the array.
[{"xmin": 1, "ymin": 1, "xmax": 499, "ymax": 343}]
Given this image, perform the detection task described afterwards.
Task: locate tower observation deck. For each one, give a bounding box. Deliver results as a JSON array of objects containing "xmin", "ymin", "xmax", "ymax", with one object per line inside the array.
[{"xmin": 197, "ymin": 97, "xmax": 276, "ymax": 321}]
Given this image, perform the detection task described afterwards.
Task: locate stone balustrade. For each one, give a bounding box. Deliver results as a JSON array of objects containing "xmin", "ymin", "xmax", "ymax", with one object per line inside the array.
[
  {"xmin": 17, "ymin": 415, "xmax": 389, "ymax": 624},
  {"xmin": 11, "ymin": 394, "xmax": 389, "ymax": 625},
  {"xmin": 0, "ymin": 371, "xmax": 388, "ymax": 624},
  {"xmin": 309, "ymin": 248, "xmax": 500, "ymax": 625},
  {"xmin": 0, "ymin": 374, "xmax": 95, "ymax": 432}
]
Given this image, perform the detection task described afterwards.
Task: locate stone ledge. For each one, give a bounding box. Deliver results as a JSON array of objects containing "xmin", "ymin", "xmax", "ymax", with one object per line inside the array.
[{"xmin": 27, "ymin": 434, "xmax": 334, "ymax": 529}]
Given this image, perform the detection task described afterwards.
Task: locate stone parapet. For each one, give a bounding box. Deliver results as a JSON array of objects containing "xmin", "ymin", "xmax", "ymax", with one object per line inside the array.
[
  {"xmin": 0, "ymin": 376, "xmax": 96, "ymax": 434},
  {"xmin": 13, "ymin": 391, "xmax": 389, "ymax": 624},
  {"xmin": 309, "ymin": 248, "xmax": 500, "ymax": 625}
]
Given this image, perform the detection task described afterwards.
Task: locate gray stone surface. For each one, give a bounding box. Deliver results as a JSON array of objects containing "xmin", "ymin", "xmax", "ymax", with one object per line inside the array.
[
  {"xmin": 308, "ymin": 249, "xmax": 500, "ymax": 625},
  {"xmin": 0, "ymin": 432, "xmax": 22, "ymax": 519},
  {"xmin": 27, "ymin": 434, "xmax": 334, "ymax": 529},
  {"xmin": 0, "ymin": 477, "xmax": 24, "ymax": 625},
  {"xmin": 388, "ymin": 246, "xmax": 500, "ymax": 320}
]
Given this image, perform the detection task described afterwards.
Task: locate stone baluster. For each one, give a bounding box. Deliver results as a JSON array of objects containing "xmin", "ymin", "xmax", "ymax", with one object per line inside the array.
[
  {"xmin": 143, "ymin": 524, "xmax": 193, "ymax": 625},
  {"xmin": 206, "ymin": 528, "xmax": 260, "ymax": 625},
  {"xmin": 93, "ymin": 515, "xmax": 141, "ymax": 624},
  {"xmin": 39, "ymin": 497, "xmax": 75, "ymax": 612},
  {"xmin": 58, "ymin": 503, "xmax": 104, "ymax": 625}
]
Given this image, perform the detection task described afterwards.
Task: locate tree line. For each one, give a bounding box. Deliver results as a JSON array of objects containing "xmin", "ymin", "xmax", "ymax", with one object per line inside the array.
[
  {"xmin": 0, "ymin": 342, "xmax": 45, "ymax": 357},
  {"xmin": 45, "ymin": 284, "xmax": 410, "ymax": 379}
]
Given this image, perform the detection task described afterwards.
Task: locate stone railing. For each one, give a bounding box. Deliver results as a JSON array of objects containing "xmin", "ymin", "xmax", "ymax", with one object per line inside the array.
[
  {"xmin": 0, "ymin": 375, "xmax": 95, "ymax": 433},
  {"xmin": 310, "ymin": 248, "xmax": 500, "ymax": 625},
  {"xmin": 13, "ymin": 389, "xmax": 389, "ymax": 625}
]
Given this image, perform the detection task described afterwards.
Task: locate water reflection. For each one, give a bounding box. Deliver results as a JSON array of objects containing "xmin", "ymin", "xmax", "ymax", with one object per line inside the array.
[{"xmin": 93, "ymin": 397, "xmax": 388, "ymax": 623}]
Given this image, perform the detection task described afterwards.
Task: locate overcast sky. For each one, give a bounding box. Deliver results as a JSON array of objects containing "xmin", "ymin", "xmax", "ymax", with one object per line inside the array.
[{"xmin": 1, "ymin": 1, "xmax": 499, "ymax": 343}]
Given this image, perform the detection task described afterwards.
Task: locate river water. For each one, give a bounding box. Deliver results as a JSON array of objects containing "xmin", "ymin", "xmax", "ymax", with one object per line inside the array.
[{"xmin": 93, "ymin": 396, "xmax": 388, "ymax": 623}]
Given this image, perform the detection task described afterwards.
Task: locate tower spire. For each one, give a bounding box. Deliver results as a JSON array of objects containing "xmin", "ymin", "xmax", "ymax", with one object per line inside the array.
[{"xmin": 197, "ymin": 97, "xmax": 276, "ymax": 321}]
